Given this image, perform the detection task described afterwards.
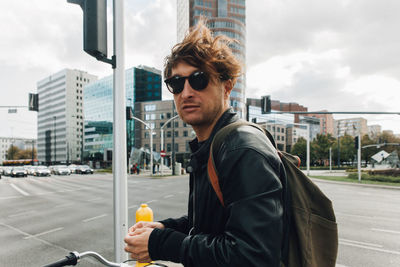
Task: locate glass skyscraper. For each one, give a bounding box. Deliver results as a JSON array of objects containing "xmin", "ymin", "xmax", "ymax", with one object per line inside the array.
[
  {"xmin": 177, "ymin": 0, "xmax": 246, "ymax": 117},
  {"xmin": 83, "ymin": 66, "xmax": 161, "ymax": 163}
]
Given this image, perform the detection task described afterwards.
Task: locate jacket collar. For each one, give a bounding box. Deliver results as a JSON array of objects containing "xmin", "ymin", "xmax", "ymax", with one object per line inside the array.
[{"xmin": 188, "ymin": 108, "xmax": 238, "ymax": 171}]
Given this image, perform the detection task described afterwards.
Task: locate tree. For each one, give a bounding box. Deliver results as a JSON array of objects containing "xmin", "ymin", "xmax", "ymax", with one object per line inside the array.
[
  {"xmin": 6, "ymin": 145, "xmax": 20, "ymax": 160},
  {"xmin": 291, "ymin": 137, "xmax": 307, "ymax": 166},
  {"xmin": 312, "ymin": 134, "xmax": 335, "ymax": 166},
  {"xmin": 17, "ymin": 148, "xmax": 37, "ymax": 160}
]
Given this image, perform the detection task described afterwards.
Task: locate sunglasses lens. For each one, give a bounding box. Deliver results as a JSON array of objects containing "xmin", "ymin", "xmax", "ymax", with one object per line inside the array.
[
  {"xmin": 166, "ymin": 77, "xmax": 185, "ymax": 94},
  {"xmin": 189, "ymin": 72, "xmax": 209, "ymax": 91}
]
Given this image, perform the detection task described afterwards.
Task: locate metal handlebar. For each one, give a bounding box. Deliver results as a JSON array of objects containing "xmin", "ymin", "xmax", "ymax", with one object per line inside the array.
[{"xmin": 43, "ymin": 251, "xmax": 168, "ymax": 267}]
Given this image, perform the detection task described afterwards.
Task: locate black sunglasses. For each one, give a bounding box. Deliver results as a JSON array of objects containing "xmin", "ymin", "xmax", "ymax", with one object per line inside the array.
[{"xmin": 164, "ymin": 71, "xmax": 209, "ymax": 94}]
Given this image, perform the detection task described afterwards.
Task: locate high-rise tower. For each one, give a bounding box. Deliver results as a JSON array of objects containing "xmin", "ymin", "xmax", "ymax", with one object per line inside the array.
[{"xmin": 177, "ymin": 0, "xmax": 246, "ymax": 117}]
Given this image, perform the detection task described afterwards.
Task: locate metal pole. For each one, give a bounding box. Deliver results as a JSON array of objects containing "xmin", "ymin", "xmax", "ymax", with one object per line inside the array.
[
  {"xmin": 172, "ymin": 104, "xmax": 176, "ymax": 175},
  {"xmin": 358, "ymin": 133, "xmax": 361, "ymax": 182},
  {"xmin": 306, "ymin": 124, "xmax": 310, "ymax": 176},
  {"xmin": 329, "ymin": 147, "xmax": 332, "ymax": 172},
  {"xmin": 150, "ymin": 128, "xmax": 153, "ymax": 175},
  {"xmin": 113, "ymin": 0, "xmax": 127, "ymax": 262},
  {"xmin": 161, "ymin": 128, "xmax": 164, "ymax": 176},
  {"xmin": 53, "ymin": 116, "xmax": 56, "ymax": 164}
]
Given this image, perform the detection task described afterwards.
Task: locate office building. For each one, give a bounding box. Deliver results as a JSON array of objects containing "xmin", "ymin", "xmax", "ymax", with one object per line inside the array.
[
  {"xmin": 84, "ymin": 66, "xmax": 161, "ymax": 165},
  {"xmin": 334, "ymin": 117, "xmax": 368, "ymax": 138},
  {"xmin": 177, "ymin": 0, "xmax": 246, "ymax": 117},
  {"xmin": 306, "ymin": 111, "xmax": 334, "ymax": 136},
  {"xmin": 134, "ymin": 100, "xmax": 194, "ymax": 168},
  {"xmin": 36, "ymin": 69, "xmax": 97, "ymax": 164},
  {"xmin": 368, "ymin": 125, "xmax": 382, "ymax": 139}
]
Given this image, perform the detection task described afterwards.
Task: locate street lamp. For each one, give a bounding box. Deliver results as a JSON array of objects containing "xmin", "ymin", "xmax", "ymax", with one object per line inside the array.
[
  {"xmin": 160, "ymin": 115, "xmax": 179, "ymax": 176},
  {"xmin": 130, "ymin": 116, "xmax": 154, "ymax": 176},
  {"xmin": 53, "ymin": 116, "xmax": 56, "ymax": 164}
]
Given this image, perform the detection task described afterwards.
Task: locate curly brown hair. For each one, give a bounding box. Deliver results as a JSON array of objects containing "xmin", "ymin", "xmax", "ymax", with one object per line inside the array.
[{"xmin": 164, "ymin": 19, "xmax": 242, "ymax": 85}]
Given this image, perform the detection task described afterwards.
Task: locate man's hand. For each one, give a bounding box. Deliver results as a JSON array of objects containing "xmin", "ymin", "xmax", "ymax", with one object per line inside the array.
[
  {"xmin": 124, "ymin": 227, "xmax": 154, "ymax": 262},
  {"xmin": 128, "ymin": 221, "xmax": 164, "ymax": 234}
]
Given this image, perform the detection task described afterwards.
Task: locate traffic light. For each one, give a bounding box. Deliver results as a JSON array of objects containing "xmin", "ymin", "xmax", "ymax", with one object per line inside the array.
[
  {"xmin": 126, "ymin": 107, "xmax": 133, "ymax": 120},
  {"xmin": 354, "ymin": 136, "xmax": 359, "ymax": 149},
  {"xmin": 67, "ymin": 0, "xmax": 110, "ymax": 63},
  {"xmin": 28, "ymin": 93, "xmax": 39, "ymax": 111},
  {"xmin": 261, "ymin": 95, "xmax": 271, "ymax": 114}
]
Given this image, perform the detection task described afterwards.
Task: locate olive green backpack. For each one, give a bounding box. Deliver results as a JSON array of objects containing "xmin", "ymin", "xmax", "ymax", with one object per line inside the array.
[{"xmin": 207, "ymin": 121, "xmax": 338, "ymax": 267}]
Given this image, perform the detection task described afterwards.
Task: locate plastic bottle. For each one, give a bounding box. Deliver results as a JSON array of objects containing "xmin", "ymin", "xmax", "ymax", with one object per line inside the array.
[{"xmin": 135, "ymin": 204, "xmax": 154, "ymax": 267}]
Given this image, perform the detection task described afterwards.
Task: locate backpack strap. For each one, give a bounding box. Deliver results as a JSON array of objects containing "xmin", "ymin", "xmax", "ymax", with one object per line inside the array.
[{"xmin": 207, "ymin": 120, "xmax": 265, "ymax": 207}]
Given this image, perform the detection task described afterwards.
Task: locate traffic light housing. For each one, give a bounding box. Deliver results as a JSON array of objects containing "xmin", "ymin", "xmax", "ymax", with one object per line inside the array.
[
  {"xmin": 28, "ymin": 93, "xmax": 39, "ymax": 111},
  {"xmin": 67, "ymin": 0, "xmax": 113, "ymax": 66},
  {"xmin": 354, "ymin": 136, "xmax": 359, "ymax": 149},
  {"xmin": 261, "ymin": 95, "xmax": 271, "ymax": 114}
]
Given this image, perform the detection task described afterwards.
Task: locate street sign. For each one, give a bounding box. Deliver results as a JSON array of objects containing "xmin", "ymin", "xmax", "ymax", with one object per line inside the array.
[{"xmin": 160, "ymin": 150, "xmax": 166, "ymax": 157}]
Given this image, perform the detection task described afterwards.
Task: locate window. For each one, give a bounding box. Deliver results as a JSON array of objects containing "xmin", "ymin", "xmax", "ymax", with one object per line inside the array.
[
  {"xmin": 175, "ymin": 131, "xmax": 179, "ymax": 137},
  {"xmin": 145, "ymin": 104, "xmax": 156, "ymax": 111},
  {"xmin": 175, "ymin": 121, "xmax": 179, "ymax": 127},
  {"xmin": 183, "ymin": 131, "xmax": 188, "ymax": 137},
  {"xmin": 167, "ymin": 113, "xmax": 171, "ymax": 119},
  {"xmin": 167, "ymin": 143, "xmax": 171, "ymax": 152},
  {"xmin": 167, "ymin": 131, "xmax": 171, "ymax": 138},
  {"xmin": 167, "ymin": 122, "xmax": 171, "ymax": 128},
  {"xmin": 175, "ymin": 143, "xmax": 179, "ymax": 152}
]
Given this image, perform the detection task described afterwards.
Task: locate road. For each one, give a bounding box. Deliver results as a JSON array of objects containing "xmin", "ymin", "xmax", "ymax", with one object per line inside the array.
[{"xmin": 0, "ymin": 173, "xmax": 399, "ymax": 266}]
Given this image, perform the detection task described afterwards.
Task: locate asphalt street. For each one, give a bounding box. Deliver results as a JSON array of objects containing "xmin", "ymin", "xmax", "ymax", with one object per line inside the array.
[{"xmin": 0, "ymin": 172, "xmax": 399, "ymax": 267}]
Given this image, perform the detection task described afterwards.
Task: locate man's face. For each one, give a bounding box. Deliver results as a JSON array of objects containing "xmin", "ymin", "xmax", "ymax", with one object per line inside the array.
[{"xmin": 170, "ymin": 62, "xmax": 227, "ymax": 129}]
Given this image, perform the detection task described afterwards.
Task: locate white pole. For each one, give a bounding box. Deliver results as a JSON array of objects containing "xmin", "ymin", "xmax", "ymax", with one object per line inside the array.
[
  {"xmin": 306, "ymin": 125, "xmax": 310, "ymax": 176},
  {"xmin": 358, "ymin": 133, "xmax": 361, "ymax": 182},
  {"xmin": 161, "ymin": 128, "xmax": 164, "ymax": 176},
  {"xmin": 150, "ymin": 128, "xmax": 153, "ymax": 176},
  {"xmin": 329, "ymin": 147, "xmax": 332, "ymax": 172},
  {"xmin": 113, "ymin": 0, "xmax": 127, "ymax": 262}
]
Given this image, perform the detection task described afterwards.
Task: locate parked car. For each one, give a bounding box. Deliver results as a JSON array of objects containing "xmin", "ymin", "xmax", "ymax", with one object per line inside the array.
[
  {"xmin": 11, "ymin": 167, "xmax": 27, "ymax": 177},
  {"xmin": 24, "ymin": 166, "xmax": 36, "ymax": 176},
  {"xmin": 54, "ymin": 166, "xmax": 71, "ymax": 175},
  {"xmin": 34, "ymin": 166, "xmax": 51, "ymax": 177},
  {"xmin": 3, "ymin": 167, "xmax": 12, "ymax": 176},
  {"xmin": 67, "ymin": 164, "xmax": 78, "ymax": 174},
  {"xmin": 76, "ymin": 165, "xmax": 93, "ymax": 174}
]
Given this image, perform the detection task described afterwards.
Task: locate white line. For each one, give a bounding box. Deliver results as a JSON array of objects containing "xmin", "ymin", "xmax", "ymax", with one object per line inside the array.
[
  {"xmin": 87, "ymin": 197, "xmax": 103, "ymax": 202},
  {"xmin": 10, "ymin": 184, "xmax": 30, "ymax": 196},
  {"xmin": 54, "ymin": 203, "xmax": 73, "ymax": 208},
  {"xmin": 336, "ymin": 264, "xmax": 349, "ymax": 267},
  {"xmin": 0, "ymin": 195, "xmax": 20, "ymax": 200},
  {"xmin": 128, "ymin": 204, "xmax": 138, "ymax": 209},
  {"xmin": 23, "ymin": 227, "xmax": 64, "ymax": 239},
  {"xmin": 9, "ymin": 210, "xmax": 36, "ymax": 218},
  {"xmin": 146, "ymin": 199, "xmax": 158, "ymax": 204},
  {"xmin": 339, "ymin": 238, "xmax": 382, "ymax": 248},
  {"xmin": 82, "ymin": 214, "xmax": 108, "ymax": 223},
  {"xmin": 371, "ymin": 228, "xmax": 400, "ymax": 235},
  {"xmin": 340, "ymin": 241, "xmax": 400, "ymax": 255},
  {"xmin": 163, "ymin": 195, "xmax": 174, "ymax": 199}
]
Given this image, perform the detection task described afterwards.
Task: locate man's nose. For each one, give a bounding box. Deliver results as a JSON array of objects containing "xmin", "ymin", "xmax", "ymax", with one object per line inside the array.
[{"xmin": 180, "ymin": 78, "xmax": 194, "ymax": 98}]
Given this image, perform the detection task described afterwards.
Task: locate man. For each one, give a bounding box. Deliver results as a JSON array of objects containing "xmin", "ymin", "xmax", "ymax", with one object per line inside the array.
[{"xmin": 125, "ymin": 21, "xmax": 286, "ymax": 266}]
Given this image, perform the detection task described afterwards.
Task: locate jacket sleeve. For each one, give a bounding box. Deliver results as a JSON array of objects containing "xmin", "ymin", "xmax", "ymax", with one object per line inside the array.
[
  {"xmin": 180, "ymin": 147, "xmax": 284, "ymax": 267},
  {"xmin": 159, "ymin": 215, "xmax": 190, "ymax": 234}
]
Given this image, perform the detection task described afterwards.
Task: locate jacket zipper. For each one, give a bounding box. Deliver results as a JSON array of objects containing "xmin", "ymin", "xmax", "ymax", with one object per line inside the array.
[{"xmin": 189, "ymin": 172, "xmax": 196, "ymax": 235}]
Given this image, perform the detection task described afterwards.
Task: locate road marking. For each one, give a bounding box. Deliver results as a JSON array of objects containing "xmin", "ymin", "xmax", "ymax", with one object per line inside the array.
[
  {"xmin": 82, "ymin": 214, "xmax": 108, "ymax": 223},
  {"xmin": 23, "ymin": 227, "xmax": 64, "ymax": 239},
  {"xmin": 87, "ymin": 197, "xmax": 103, "ymax": 202},
  {"xmin": 163, "ymin": 195, "xmax": 174, "ymax": 199},
  {"xmin": 9, "ymin": 210, "xmax": 36, "ymax": 218},
  {"xmin": 0, "ymin": 195, "xmax": 20, "ymax": 200},
  {"xmin": 128, "ymin": 204, "xmax": 138, "ymax": 209},
  {"xmin": 336, "ymin": 212, "xmax": 399, "ymax": 222},
  {"xmin": 10, "ymin": 184, "xmax": 30, "ymax": 196},
  {"xmin": 340, "ymin": 238, "xmax": 400, "ymax": 255},
  {"xmin": 339, "ymin": 238, "xmax": 382, "ymax": 248},
  {"xmin": 54, "ymin": 203, "xmax": 73, "ymax": 208},
  {"xmin": 371, "ymin": 228, "xmax": 400, "ymax": 235},
  {"xmin": 146, "ymin": 199, "xmax": 158, "ymax": 204},
  {"xmin": 336, "ymin": 264, "xmax": 350, "ymax": 267}
]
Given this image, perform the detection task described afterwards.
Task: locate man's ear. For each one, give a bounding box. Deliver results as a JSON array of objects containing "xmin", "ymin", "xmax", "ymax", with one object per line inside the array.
[{"xmin": 223, "ymin": 79, "xmax": 234, "ymax": 98}]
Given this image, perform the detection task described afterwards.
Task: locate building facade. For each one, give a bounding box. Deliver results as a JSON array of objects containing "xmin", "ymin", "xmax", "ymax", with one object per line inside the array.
[
  {"xmin": 36, "ymin": 69, "xmax": 97, "ymax": 164},
  {"xmin": 177, "ymin": 0, "xmax": 246, "ymax": 117},
  {"xmin": 368, "ymin": 125, "xmax": 382, "ymax": 139},
  {"xmin": 306, "ymin": 111, "xmax": 334, "ymax": 136},
  {"xmin": 134, "ymin": 100, "xmax": 195, "ymax": 168},
  {"xmin": 334, "ymin": 117, "xmax": 368, "ymax": 138},
  {"xmin": 83, "ymin": 66, "xmax": 161, "ymax": 164}
]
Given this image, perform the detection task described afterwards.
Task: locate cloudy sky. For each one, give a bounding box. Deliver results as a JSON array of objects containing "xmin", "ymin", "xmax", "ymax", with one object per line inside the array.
[{"xmin": 1, "ymin": 0, "xmax": 399, "ymax": 139}]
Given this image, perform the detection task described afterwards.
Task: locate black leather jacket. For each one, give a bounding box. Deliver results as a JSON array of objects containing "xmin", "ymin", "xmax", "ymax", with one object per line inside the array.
[{"xmin": 149, "ymin": 108, "xmax": 286, "ymax": 266}]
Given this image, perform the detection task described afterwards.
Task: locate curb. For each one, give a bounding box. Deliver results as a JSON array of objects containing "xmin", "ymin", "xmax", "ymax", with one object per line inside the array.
[{"xmin": 311, "ymin": 177, "xmax": 400, "ymax": 190}]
